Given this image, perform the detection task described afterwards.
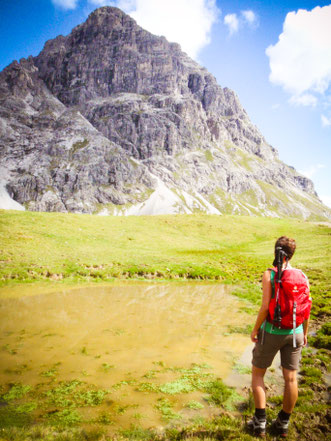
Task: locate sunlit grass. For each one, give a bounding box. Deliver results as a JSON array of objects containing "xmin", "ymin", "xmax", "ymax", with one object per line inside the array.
[
  {"xmin": 0, "ymin": 210, "xmax": 330, "ymax": 440},
  {"xmin": 1, "ymin": 211, "xmax": 329, "ymax": 322}
]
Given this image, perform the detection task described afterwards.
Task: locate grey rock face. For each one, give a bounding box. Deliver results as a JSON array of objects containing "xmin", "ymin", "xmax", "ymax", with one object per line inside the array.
[
  {"xmin": 0, "ymin": 57, "xmax": 153, "ymax": 213},
  {"xmin": 0, "ymin": 6, "xmax": 330, "ymax": 219}
]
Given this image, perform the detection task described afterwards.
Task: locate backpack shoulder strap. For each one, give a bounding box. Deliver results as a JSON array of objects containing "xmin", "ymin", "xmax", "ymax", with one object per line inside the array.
[
  {"xmin": 299, "ymin": 269, "xmax": 310, "ymax": 289},
  {"xmin": 267, "ymin": 268, "xmax": 276, "ymax": 299}
]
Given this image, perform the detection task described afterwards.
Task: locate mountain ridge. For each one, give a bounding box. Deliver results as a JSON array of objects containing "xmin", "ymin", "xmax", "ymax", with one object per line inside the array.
[{"xmin": 0, "ymin": 6, "xmax": 330, "ymax": 220}]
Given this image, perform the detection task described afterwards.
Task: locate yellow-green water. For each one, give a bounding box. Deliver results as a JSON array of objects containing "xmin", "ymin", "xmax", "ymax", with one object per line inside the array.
[{"xmin": 0, "ymin": 283, "xmax": 253, "ymax": 430}]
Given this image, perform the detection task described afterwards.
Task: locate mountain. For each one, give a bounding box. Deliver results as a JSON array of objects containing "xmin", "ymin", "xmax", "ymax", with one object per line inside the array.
[{"xmin": 0, "ymin": 6, "xmax": 330, "ymax": 219}]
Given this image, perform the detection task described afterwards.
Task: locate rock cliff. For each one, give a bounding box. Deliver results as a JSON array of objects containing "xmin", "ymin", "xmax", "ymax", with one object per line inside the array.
[{"xmin": 0, "ymin": 6, "xmax": 330, "ymax": 219}]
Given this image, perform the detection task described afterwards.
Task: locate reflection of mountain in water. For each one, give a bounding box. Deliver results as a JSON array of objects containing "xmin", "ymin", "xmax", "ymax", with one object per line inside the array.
[{"xmin": 0, "ymin": 283, "xmax": 250, "ymax": 427}]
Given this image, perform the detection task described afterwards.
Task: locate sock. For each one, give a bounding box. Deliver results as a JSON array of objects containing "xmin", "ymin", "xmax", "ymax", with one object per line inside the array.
[
  {"xmin": 278, "ymin": 409, "xmax": 291, "ymax": 422},
  {"xmin": 255, "ymin": 408, "xmax": 266, "ymax": 420}
]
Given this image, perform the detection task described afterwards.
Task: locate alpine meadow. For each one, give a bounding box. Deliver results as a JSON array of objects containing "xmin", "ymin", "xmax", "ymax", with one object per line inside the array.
[
  {"xmin": 0, "ymin": 4, "xmax": 330, "ymax": 441},
  {"xmin": 0, "ymin": 211, "xmax": 330, "ymax": 440}
]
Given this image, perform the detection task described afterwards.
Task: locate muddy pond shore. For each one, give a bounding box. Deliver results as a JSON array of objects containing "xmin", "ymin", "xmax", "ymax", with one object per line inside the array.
[{"xmin": 0, "ymin": 284, "xmax": 253, "ymax": 432}]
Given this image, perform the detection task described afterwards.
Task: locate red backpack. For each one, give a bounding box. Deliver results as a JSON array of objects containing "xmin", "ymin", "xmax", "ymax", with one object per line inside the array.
[{"xmin": 268, "ymin": 267, "xmax": 311, "ymax": 331}]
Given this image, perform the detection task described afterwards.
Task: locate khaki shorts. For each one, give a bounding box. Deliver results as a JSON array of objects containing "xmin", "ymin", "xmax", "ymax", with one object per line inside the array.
[{"xmin": 252, "ymin": 329, "xmax": 304, "ymax": 371}]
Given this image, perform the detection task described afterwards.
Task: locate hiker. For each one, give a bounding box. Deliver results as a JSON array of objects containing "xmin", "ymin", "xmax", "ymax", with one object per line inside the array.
[{"xmin": 247, "ymin": 236, "xmax": 311, "ymax": 438}]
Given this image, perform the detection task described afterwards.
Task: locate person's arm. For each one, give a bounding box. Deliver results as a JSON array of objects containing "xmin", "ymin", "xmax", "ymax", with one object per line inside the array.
[
  {"xmin": 250, "ymin": 270, "xmax": 272, "ymax": 343},
  {"xmin": 303, "ymin": 319, "xmax": 309, "ymax": 346}
]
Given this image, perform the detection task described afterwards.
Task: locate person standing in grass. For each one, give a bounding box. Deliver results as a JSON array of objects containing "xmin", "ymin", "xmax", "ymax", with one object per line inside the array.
[{"xmin": 247, "ymin": 236, "xmax": 311, "ymax": 438}]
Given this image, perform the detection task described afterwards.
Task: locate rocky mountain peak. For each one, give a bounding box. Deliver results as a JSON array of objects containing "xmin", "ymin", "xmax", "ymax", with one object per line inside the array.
[
  {"xmin": 35, "ymin": 6, "xmax": 180, "ymax": 105},
  {"xmin": 0, "ymin": 6, "xmax": 330, "ymax": 219}
]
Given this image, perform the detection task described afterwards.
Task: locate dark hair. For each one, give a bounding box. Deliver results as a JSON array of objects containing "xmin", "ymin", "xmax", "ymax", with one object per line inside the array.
[{"xmin": 273, "ymin": 236, "xmax": 296, "ymax": 266}]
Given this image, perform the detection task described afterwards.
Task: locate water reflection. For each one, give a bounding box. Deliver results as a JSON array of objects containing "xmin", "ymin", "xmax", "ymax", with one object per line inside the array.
[{"xmin": 0, "ymin": 283, "xmax": 252, "ymax": 428}]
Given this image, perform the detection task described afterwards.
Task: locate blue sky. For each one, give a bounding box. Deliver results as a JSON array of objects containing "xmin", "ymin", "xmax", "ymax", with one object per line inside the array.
[{"xmin": 1, "ymin": 0, "xmax": 330, "ymax": 207}]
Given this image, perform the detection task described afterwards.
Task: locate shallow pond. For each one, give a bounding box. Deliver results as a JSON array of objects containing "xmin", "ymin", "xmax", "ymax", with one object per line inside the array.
[{"xmin": 0, "ymin": 283, "xmax": 253, "ymax": 431}]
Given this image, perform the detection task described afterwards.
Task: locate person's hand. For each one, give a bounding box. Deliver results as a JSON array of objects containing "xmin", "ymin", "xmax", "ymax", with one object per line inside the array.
[
  {"xmin": 251, "ymin": 329, "xmax": 258, "ymax": 343},
  {"xmin": 303, "ymin": 335, "xmax": 308, "ymax": 346}
]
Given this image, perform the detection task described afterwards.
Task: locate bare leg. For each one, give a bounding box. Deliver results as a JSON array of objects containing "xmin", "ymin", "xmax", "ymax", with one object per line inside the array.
[
  {"xmin": 282, "ymin": 368, "xmax": 298, "ymax": 413},
  {"xmin": 252, "ymin": 366, "xmax": 267, "ymax": 408}
]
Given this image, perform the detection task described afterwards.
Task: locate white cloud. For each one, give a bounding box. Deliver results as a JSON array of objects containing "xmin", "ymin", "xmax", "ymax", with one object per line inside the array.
[
  {"xmin": 289, "ymin": 93, "xmax": 317, "ymax": 107},
  {"xmin": 88, "ymin": 0, "xmax": 109, "ymax": 5},
  {"xmin": 88, "ymin": 0, "xmax": 122, "ymax": 6},
  {"xmin": 299, "ymin": 163, "xmax": 325, "ymax": 179},
  {"xmin": 52, "ymin": 0, "xmax": 78, "ymax": 9},
  {"xmin": 224, "ymin": 9, "xmax": 258, "ymax": 36},
  {"xmin": 114, "ymin": 0, "xmax": 136, "ymax": 8},
  {"xmin": 241, "ymin": 10, "xmax": 257, "ymax": 26},
  {"xmin": 320, "ymin": 194, "xmax": 331, "ymax": 208},
  {"xmin": 224, "ymin": 13, "xmax": 239, "ymax": 35},
  {"xmin": 106, "ymin": 0, "xmax": 219, "ymax": 60},
  {"xmin": 321, "ymin": 114, "xmax": 331, "ymax": 127},
  {"xmin": 266, "ymin": 5, "xmax": 331, "ymax": 108}
]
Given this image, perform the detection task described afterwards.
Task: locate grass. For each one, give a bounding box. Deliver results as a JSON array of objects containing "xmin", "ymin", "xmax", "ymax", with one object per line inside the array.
[
  {"xmin": 203, "ymin": 379, "xmax": 232, "ymax": 406},
  {"xmin": 120, "ymin": 425, "xmax": 156, "ymax": 440},
  {"xmin": 45, "ymin": 408, "xmax": 82, "ymax": 426},
  {"xmin": 0, "ymin": 211, "xmax": 330, "ymax": 440},
  {"xmin": 46, "ymin": 380, "xmax": 109, "ymax": 408},
  {"xmin": 0, "ymin": 211, "xmax": 330, "ymax": 287},
  {"xmin": 155, "ymin": 398, "xmax": 182, "ymax": 422},
  {"xmin": 0, "ymin": 362, "xmax": 249, "ymax": 439},
  {"xmin": 2, "ymin": 383, "xmax": 31, "ymax": 401},
  {"xmin": 137, "ymin": 363, "xmax": 223, "ymax": 398},
  {"xmin": 2, "ymin": 210, "xmax": 328, "ymax": 334},
  {"xmin": 0, "ymin": 379, "xmax": 110, "ymax": 432},
  {"xmin": 227, "ymin": 324, "xmax": 253, "ymax": 335},
  {"xmin": 101, "ymin": 363, "xmax": 115, "ymax": 372},
  {"xmin": 309, "ymin": 323, "xmax": 331, "ymax": 349},
  {"xmin": 0, "ymin": 362, "xmax": 249, "ymax": 437},
  {"xmin": 185, "ymin": 400, "xmax": 204, "ymax": 410}
]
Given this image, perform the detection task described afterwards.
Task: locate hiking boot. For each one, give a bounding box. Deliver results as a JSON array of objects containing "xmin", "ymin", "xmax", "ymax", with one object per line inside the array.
[
  {"xmin": 271, "ymin": 416, "xmax": 289, "ymax": 437},
  {"xmin": 247, "ymin": 415, "xmax": 266, "ymax": 437}
]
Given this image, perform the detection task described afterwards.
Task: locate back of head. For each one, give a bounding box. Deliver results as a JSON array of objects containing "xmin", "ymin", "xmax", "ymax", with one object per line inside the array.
[{"xmin": 273, "ymin": 236, "xmax": 296, "ymax": 267}]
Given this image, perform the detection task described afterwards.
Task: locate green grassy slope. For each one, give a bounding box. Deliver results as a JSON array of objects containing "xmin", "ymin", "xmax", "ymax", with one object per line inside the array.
[
  {"xmin": 0, "ymin": 210, "xmax": 330, "ymax": 441},
  {"xmin": 0, "ymin": 211, "xmax": 329, "ymax": 317}
]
